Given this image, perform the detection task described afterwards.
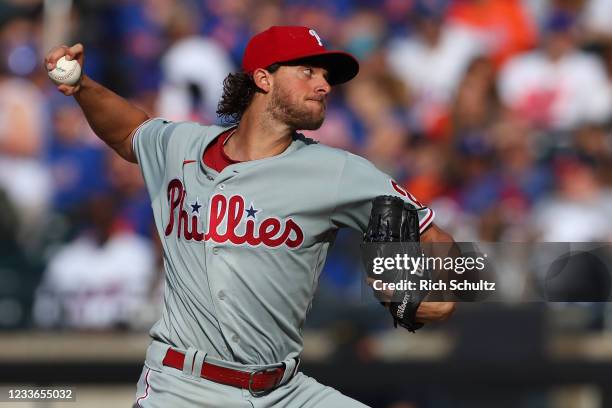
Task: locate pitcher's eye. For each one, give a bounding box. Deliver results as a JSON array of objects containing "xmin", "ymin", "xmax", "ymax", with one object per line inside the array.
[{"xmin": 302, "ymin": 67, "xmax": 313, "ymax": 77}]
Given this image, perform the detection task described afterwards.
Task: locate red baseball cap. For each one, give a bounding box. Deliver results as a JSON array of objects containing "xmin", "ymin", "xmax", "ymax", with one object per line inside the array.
[{"xmin": 242, "ymin": 26, "xmax": 359, "ymax": 85}]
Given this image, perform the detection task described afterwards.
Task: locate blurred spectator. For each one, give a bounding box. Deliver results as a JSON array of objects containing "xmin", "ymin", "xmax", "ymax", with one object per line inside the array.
[
  {"xmin": 492, "ymin": 118, "xmax": 552, "ymax": 206},
  {"xmin": 573, "ymin": 123, "xmax": 612, "ymax": 164},
  {"xmin": 45, "ymin": 96, "xmax": 108, "ymax": 216},
  {"xmin": 447, "ymin": 0, "xmax": 537, "ymax": 67},
  {"xmin": 203, "ymin": 0, "xmax": 255, "ymax": 64},
  {"xmin": 363, "ymin": 120, "xmax": 408, "ymax": 176},
  {"xmin": 33, "ymin": 194, "xmax": 156, "ymax": 330},
  {"xmin": 0, "ymin": 190, "xmax": 42, "ymax": 329},
  {"xmin": 157, "ymin": 1, "xmax": 234, "ymax": 123},
  {"xmin": 445, "ymin": 56, "xmax": 502, "ymax": 218},
  {"xmin": 386, "ymin": 1, "xmax": 484, "ymax": 137},
  {"xmin": 344, "ymin": 72, "xmax": 413, "ymax": 173},
  {"xmin": 573, "ymin": 123, "xmax": 612, "ymax": 189},
  {"xmin": 498, "ymin": 10, "xmax": 612, "ymax": 131},
  {"xmin": 0, "ymin": 18, "xmax": 52, "ymax": 236},
  {"xmin": 531, "ymin": 154, "xmax": 612, "ymax": 241},
  {"xmin": 114, "ymin": 0, "xmax": 170, "ymax": 94},
  {"xmin": 489, "ymin": 118, "xmax": 553, "ymax": 240},
  {"xmin": 339, "ymin": 8, "xmax": 387, "ymax": 64},
  {"xmin": 249, "ymin": 0, "xmax": 283, "ymax": 35},
  {"xmin": 301, "ymin": 104, "xmax": 356, "ymax": 151},
  {"xmin": 403, "ymin": 140, "xmax": 450, "ymax": 204},
  {"xmin": 451, "ymin": 56, "xmax": 501, "ymax": 143},
  {"xmin": 603, "ymin": 42, "xmax": 612, "ymax": 81},
  {"xmin": 453, "ymin": 144, "xmax": 498, "ymax": 214},
  {"xmin": 582, "ymin": 0, "xmax": 612, "ymax": 41},
  {"xmin": 105, "ymin": 151, "xmax": 153, "ymax": 237}
]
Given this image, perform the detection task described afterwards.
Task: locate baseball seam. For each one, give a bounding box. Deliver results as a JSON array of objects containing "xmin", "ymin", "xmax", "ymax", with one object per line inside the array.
[{"xmin": 51, "ymin": 62, "xmax": 79, "ymax": 81}]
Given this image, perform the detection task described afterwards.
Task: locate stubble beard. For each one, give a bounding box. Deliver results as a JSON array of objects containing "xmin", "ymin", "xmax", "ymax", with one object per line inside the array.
[{"xmin": 267, "ymin": 84, "xmax": 326, "ymax": 131}]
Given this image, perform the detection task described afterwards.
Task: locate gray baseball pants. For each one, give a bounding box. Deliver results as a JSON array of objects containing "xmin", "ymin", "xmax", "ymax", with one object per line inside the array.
[{"xmin": 134, "ymin": 340, "xmax": 370, "ymax": 407}]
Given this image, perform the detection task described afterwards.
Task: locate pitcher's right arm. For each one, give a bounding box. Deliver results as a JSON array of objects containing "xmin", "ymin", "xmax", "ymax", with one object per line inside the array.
[{"xmin": 45, "ymin": 43, "xmax": 149, "ymax": 163}]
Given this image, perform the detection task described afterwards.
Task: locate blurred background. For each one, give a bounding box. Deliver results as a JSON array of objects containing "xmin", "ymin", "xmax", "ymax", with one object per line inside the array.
[{"xmin": 1, "ymin": 0, "xmax": 612, "ymax": 406}]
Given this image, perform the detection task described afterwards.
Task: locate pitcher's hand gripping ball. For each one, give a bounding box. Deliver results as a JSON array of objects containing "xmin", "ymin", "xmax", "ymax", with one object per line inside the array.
[
  {"xmin": 47, "ymin": 56, "xmax": 81, "ymax": 86},
  {"xmin": 363, "ymin": 195, "xmax": 430, "ymax": 332}
]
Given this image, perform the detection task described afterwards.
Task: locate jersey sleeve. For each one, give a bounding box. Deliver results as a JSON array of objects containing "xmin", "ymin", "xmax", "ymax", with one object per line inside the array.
[
  {"xmin": 330, "ymin": 152, "xmax": 435, "ymax": 234},
  {"xmin": 131, "ymin": 118, "xmax": 176, "ymax": 201}
]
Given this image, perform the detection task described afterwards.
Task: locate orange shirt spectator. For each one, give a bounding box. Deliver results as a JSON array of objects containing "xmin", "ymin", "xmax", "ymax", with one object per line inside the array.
[{"xmin": 448, "ymin": 0, "xmax": 537, "ymax": 68}]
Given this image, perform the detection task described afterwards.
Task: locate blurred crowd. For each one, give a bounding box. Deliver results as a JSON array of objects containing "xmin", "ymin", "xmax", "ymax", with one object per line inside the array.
[{"xmin": 1, "ymin": 0, "xmax": 612, "ymax": 336}]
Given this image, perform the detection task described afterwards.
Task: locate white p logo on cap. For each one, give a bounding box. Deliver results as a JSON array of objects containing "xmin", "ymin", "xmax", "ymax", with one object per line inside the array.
[{"xmin": 308, "ymin": 29, "xmax": 323, "ymax": 47}]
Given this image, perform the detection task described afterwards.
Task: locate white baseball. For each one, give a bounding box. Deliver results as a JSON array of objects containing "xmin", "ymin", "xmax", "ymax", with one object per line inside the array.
[{"xmin": 48, "ymin": 56, "xmax": 82, "ymax": 86}]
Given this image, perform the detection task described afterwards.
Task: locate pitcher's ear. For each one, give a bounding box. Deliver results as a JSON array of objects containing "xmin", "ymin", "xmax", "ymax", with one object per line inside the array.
[{"xmin": 253, "ymin": 68, "xmax": 273, "ymax": 92}]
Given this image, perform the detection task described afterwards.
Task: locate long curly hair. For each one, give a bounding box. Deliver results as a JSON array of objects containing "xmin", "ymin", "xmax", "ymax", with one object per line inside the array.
[{"xmin": 216, "ymin": 64, "xmax": 280, "ymax": 123}]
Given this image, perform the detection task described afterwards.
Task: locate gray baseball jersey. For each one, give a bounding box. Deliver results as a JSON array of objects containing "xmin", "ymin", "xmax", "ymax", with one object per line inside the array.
[{"xmin": 133, "ymin": 118, "xmax": 434, "ymax": 366}]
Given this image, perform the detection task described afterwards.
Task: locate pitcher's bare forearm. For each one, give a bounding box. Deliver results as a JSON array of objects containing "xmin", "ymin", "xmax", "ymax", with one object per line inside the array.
[
  {"xmin": 74, "ymin": 75, "xmax": 148, "ymax": 162},
  {"xmin": 44, "ymin": 43, "xmax": 148, "ymax": 162}
]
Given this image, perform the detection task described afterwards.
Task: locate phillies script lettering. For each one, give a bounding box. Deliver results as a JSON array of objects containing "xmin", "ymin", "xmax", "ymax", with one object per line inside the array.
[{"xmin": 164, "ymin": 179, "xmax": 304, "ymax": 248}]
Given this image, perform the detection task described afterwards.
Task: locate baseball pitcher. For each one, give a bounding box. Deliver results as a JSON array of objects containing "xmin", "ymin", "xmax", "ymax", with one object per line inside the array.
[{"xmin": 45, "ymin": 26, "xmax": 456, "ymax": 408}]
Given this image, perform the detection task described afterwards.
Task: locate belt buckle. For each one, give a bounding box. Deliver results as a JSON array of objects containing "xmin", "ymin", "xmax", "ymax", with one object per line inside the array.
[{"xmin": 247, "ymin": 364, "xmax": 283, "ymax": 397}]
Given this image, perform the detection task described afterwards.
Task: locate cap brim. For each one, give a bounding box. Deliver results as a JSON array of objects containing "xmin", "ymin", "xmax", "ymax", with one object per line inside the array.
[{"xmin": 278, "ymin": 51, "xmax": 359, "ymax": 86}]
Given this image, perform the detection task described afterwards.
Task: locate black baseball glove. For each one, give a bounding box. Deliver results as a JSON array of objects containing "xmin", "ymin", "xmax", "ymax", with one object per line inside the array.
[{"xmin": 363, "ymin": 195, "xmax": 430, "ymax": 332}]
